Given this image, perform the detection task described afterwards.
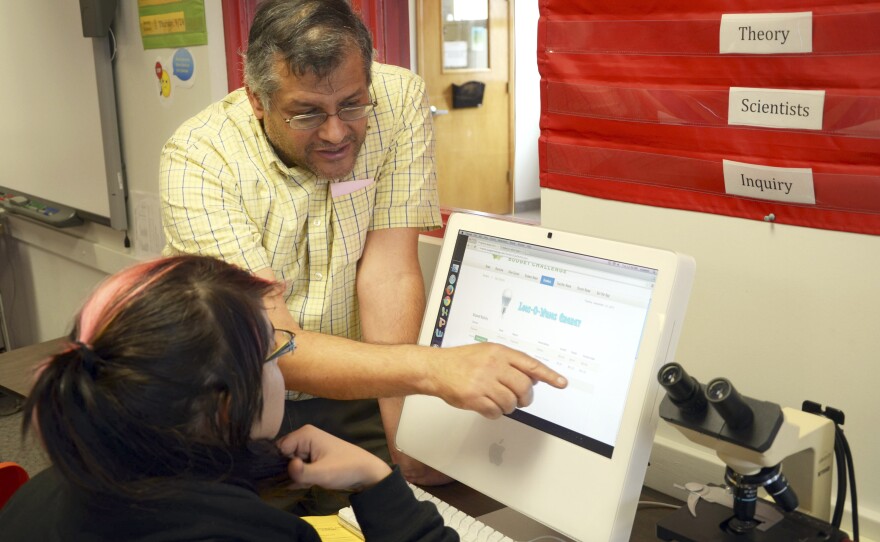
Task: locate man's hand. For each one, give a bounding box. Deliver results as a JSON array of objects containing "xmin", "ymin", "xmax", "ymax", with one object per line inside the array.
[
  {"xmin": 426, "ymin": 343, "xmax": 568, "ymax": 419},
  {"xmin": 278, "ymin": 424, "xmax": 392, "ymax": 492}
]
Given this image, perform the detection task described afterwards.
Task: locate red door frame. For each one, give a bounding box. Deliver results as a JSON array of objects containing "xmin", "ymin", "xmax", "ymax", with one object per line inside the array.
[{"xmin": 221, "ymin": 0, "xmax": 410, "ymax": 93}]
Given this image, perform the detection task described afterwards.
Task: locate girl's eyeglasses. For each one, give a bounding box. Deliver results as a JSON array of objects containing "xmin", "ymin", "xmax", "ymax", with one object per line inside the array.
[{"xmin": 266, "ymin": 329, "xmax": 296, "ymax": 363}]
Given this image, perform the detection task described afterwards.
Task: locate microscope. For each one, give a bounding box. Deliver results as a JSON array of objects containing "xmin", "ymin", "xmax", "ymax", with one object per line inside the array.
[{"xmin": 654, "ymin": 362, "xmax": 850, "ymax": 542}]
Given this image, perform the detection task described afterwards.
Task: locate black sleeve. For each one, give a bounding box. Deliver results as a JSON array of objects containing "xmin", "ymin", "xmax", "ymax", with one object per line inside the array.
[{"xmin": 349, "ymin": 467, "xmax": 458, "ymax": 542}]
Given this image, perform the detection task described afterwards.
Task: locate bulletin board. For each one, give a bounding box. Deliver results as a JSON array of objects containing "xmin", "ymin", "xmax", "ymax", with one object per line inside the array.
[{"xmin": 537, "ymin": 0, "xmax": 880, "ymax": 235}]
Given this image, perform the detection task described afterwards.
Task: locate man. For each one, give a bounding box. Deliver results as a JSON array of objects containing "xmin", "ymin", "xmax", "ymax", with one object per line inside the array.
[{"xmin": 160, "ymin": 0, "xmax": 566, "ymax": 488}]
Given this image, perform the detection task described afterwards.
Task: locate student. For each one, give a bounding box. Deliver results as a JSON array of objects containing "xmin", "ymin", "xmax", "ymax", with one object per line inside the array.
[
  {"xmin": 0, "ymin": 256, "xmax": 455, "ymax": 541},
  {"xmin": 160, "ymin": 0, "xmax": 567, "ymax": 487}
]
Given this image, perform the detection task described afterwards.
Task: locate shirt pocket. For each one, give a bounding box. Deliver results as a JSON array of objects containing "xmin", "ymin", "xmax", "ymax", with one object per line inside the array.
[{"xmin": 330, "ymin": 181, "xmax": 377, "ymax": 268}]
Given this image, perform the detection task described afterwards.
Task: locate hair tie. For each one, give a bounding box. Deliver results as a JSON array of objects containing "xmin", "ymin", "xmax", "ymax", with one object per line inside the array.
[{"xmin": 74, "ymin": 341, "xmax": 101, "ymax": 376}]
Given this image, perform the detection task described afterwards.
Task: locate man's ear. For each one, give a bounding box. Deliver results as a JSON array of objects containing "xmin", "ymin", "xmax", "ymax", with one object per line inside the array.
[{"xmin": 245, "ymin": 86, "xmax": 267, "ymax": 120}]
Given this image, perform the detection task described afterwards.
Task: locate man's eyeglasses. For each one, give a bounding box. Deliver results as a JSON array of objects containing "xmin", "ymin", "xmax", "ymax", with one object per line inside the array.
[
  {"xmin": 266, "ymin": 329, "xmax": 296, "ymax": 363},
  {"xmin": 281, "ymin": 102, "xmax": 377, "ymax": 130}
]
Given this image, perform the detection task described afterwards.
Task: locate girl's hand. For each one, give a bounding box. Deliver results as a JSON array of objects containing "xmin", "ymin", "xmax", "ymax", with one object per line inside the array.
[{"xmin": 276, "ymin": 424, "xmax": 392, "ymax": 491}]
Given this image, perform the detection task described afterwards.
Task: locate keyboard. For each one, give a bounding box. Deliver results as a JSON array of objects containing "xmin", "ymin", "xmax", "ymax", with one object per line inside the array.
[{"xmin": 337, "ymin": 482, "xmax": 516, "ymax": 542}]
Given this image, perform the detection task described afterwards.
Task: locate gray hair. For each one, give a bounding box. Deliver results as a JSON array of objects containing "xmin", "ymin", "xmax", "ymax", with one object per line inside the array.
[{"xmin": 243, "ymin": 0, "xmax": 374, "ymax": 111}]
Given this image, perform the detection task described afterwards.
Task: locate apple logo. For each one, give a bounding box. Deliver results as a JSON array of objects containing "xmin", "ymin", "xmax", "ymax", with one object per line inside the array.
[{"xmin": 488, "ymin": 439, "xmax": 505, "ymax": 466}]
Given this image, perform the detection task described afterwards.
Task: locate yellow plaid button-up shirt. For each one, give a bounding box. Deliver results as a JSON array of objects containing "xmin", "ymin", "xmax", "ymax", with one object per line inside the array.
[{"xmin": 160, "ymin": 64, "xmax": 441, "ymax": 399}]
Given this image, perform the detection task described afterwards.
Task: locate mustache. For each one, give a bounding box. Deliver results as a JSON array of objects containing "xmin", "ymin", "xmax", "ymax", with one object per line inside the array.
[{"xmin": 311, "ymin": 135, "xmax": 358, "ymax": 152}]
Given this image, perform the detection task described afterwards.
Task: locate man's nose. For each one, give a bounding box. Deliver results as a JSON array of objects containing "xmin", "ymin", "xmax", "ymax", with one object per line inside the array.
[{"xmin": 316, "ymin": 113, "xmax": 347, "ymax": 144}]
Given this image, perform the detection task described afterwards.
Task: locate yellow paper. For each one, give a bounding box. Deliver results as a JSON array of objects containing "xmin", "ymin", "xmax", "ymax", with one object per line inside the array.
[{"xmin": 302, "ymin": 515, "xmax": 363, "ymax": 541}]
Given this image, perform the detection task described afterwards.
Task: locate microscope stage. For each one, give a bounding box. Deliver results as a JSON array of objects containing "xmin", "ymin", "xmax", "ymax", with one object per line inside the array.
[{"xmin": 656, "ymin": 499, "xmax": 849, "ymax": 542}]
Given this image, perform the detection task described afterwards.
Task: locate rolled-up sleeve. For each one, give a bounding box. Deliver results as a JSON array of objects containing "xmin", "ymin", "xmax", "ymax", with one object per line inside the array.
[{"xmin": 370, "ymin": 68, "xmax": 442, "ymax": 232}]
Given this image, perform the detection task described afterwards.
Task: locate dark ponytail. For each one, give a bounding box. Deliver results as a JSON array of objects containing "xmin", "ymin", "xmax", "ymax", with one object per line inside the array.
[
  {"xmin": 21, "ymin": 256, "xmax": 291, "ymax": 499},
  {"xmin": 24, "ymin": 345, "xmax": 114, "ymax": 493}
]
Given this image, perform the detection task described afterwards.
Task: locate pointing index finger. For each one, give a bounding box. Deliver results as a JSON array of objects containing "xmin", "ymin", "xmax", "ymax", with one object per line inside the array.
[{"xmin": 513, "ymin": 355, "xmax": 568, "ymax": 389}]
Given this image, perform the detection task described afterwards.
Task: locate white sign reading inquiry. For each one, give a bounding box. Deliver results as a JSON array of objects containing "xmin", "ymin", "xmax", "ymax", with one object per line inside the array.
[{"xmin": 723, "ymin": 159, "xmax": 816, "ymax": 205}]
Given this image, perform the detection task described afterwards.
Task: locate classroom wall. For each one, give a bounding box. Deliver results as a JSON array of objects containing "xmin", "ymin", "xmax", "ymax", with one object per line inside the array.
[
  {"xmin": 512, "ymin": 1, "xmax": 541, "ymax": 204},
  {"xmin": 114, "ymin": 1, "xmax": 230, "ymax": 236},
  {"xmin": 541, "ymin": 189, "xmax": 879, "ymax": 540},
  {"xmin": 0, "ymin": 2, "xmax": 228, "ymax": 347}
]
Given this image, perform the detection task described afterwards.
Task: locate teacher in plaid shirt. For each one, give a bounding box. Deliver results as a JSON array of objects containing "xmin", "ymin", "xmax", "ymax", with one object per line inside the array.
[{"xmin": 160, "ymin": 0, "xmax": 566, "ymax": 498}]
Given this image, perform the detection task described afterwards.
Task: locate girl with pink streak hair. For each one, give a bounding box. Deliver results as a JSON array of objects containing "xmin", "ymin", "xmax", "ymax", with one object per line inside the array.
[{"xmin": 0, "ymin": 255, "xmax": 454, "ymax": 542}]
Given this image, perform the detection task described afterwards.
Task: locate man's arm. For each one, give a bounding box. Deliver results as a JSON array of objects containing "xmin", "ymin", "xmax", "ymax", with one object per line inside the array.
[
  {"xmin": 354, "ymin": 227, "xmax": 452, "ymax": 485},
  {"xmin": 258, "ymin": 266, "xmax": 567, "ymax": 416}
]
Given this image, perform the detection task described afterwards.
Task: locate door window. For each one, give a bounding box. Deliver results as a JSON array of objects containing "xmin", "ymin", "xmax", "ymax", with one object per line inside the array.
[{"xmin": 441, "ymin": 0, "xmax": 488, "ymax": 71}]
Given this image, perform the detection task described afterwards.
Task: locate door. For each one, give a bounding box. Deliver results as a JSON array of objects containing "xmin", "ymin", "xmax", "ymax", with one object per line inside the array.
[{"xmin": 417, "ymin": 0, "xmax": 512, "ymax": 215}]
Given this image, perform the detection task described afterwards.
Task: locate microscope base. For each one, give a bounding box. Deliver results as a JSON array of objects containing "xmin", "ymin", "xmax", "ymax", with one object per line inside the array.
[{"xmin": 656, "ymin": 500, "xmax": 849, "ymax": 542}]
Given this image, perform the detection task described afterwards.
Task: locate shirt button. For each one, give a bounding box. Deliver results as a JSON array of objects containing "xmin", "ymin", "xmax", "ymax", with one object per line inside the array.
[
  {"xmin": 313, "ymin": 219, "xmax": 322, "ymax": 226},
  {"xmin": 315, "ymin": 272, "xmax": 323, "ymax": 280}
]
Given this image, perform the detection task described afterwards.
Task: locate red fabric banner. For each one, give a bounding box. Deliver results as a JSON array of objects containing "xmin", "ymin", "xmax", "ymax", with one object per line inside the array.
[{"xmin": 538, "ymin": 2, "xmax": 880, "ymax": 234}]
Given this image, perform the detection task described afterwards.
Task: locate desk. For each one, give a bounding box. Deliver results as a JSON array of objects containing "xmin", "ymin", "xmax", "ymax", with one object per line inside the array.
[
  {"xmin": 0, "ymin": 338, "xmax": 65, "ymax": 398},
  {"xmin": 0, "ymin": 337, "xmax": 682, "ymax": 540},
  {"xmin": 424, "ymin": 480, "xmax": 682, "ymax": 542}
]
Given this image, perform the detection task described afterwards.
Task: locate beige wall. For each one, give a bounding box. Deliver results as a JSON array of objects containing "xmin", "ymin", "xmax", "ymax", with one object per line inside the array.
[
  {"xmin": 542, "ymin": 188, "xmax": 879, "ymax": 540},
  {"xmin": 513, "ymin": 1, "xmax": 540, "ymax": 203}
]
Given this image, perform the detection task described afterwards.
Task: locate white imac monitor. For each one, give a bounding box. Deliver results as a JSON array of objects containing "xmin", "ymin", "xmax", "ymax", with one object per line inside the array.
[{"xmin": 396, "ymin": 213, "xmax": 695, "ymax": 542}]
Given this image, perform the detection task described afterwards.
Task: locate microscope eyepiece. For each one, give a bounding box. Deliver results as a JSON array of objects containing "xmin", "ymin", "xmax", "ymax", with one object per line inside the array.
[
  {"xmin": 658, "ymin": 362, "xmax": 706, "ymax": 415},
  {"xmin": 706, "ymin": 377, "xmax": 754, "ymax": 430}
]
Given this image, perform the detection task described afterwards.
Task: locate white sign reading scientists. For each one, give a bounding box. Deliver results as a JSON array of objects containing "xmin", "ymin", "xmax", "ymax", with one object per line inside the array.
[{"xmin": 728, "ymin": 87, "xmax": 825, "ymax": 131}]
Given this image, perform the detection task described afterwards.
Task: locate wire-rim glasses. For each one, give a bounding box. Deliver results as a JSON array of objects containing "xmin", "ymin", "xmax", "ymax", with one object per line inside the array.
[
  {"xmin": 281, "ymin": 102, "xmax": 377, "ymax": 130},
  {"xmin": 266, "ymin": 329, "xmax": 296, "ymax": 363}
]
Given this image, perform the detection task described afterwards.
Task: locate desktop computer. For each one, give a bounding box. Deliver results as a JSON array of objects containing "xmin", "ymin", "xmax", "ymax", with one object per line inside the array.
[{"xmin": 395, "ymin": 213, "xmax": 696, "ymax": 541}]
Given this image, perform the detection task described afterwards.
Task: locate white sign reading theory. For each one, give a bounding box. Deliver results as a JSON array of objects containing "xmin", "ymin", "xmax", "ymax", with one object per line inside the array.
[
  {"xmin": 728, "ymin": 87, "xmax": 825, "ymax": 131},
  {"xmin": 720, "ymin": 12, "xmax": 813, "ymax": 54},
  {"xmin": 723, "ymin": 159, "xmax": 816, "ymax": 205}
]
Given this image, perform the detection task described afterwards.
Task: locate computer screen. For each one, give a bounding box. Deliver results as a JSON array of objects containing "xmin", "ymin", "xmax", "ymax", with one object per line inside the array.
[
  {"xmin": 397, "ymin": 213, "xmax": 695, "ymax": 542},
  {"xmin": 427, "ymin": 228, "xmax": 659, "ymax": 458}
]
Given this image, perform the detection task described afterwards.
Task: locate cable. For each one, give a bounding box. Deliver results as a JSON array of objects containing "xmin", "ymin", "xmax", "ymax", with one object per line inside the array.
[
  {"xmin": 840, "ymin": 428, "xmax": 858, "ymax": 542},
  {"xmin": 0, "ymin": 215, "xmax": 15, "ymax": 351},
  {"xmin": 832, "ymin": 429, "xmax": 847, "ymax": 527},
  {"xmin": 109, "ymin": 26, "xmax": 117, "ymax": 61},
  {"xmin": 0, "ymin": 287, "xmax": 9, "ymax": 353},
  {"xmin": 803, "ymin": 401, "xmax": 858, "ymax": 542}
]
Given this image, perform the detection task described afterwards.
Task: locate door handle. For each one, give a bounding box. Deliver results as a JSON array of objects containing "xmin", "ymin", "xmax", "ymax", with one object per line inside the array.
[{"xmin": 430, "ymin": 105, "xmax": 449, "ymax": 116}]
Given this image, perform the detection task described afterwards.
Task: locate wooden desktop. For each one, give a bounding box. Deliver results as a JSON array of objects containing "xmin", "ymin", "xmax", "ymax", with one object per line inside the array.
[
  {"xmin": 0, "ymin": 338, "xmax": 65, "ymax": 398},
  {"xmin": 0, "ymin": 338, "xmax": 682, "ymax": 541}
]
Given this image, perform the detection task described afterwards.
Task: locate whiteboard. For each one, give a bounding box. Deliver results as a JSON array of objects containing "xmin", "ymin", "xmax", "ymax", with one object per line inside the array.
[{"xmin": 0, "ymin": 0, "xmax": 126, "ymax": 227}]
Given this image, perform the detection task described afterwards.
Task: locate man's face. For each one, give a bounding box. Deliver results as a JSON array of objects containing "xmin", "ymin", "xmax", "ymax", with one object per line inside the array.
[{"xmin": 247, "ymin": 50, "xmax": 370, "ymax": 181}]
